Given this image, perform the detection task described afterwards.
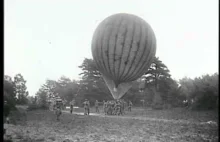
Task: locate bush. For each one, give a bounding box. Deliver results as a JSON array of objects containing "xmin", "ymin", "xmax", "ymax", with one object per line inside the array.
[
  {"xmin": 27, "ymin": 104, "xmax": 39, "ymax": 111},
  {"xmin": 190, "ymin": 93, "xmax": 218, "ymax": 110},
  {"xmin": 179, "ymin": 73, "xmax": 218, "ymax": 110},
  {"xmin": 4, "ymin": 91, "xmax": 17, "ymax": 118},
  {"xmin": 27, "ymin": 103, "xmax": 49, "ymax": 111},
  {"xmin": 40, "ymin": 104, "xmax": 49, "ymax": 110},
  {"xmin": 8, "ymin": 107, "xmax": 27, "ymax": 125}
]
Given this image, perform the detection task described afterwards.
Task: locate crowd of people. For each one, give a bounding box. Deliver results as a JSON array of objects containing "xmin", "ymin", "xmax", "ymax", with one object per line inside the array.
[
  {"xmin": 52, "ymin": 98, "xmax": 133, "ymax": 120},
  {"xmin": 83, "ymin": 99, "xmax": 133, "ymax": 116}
]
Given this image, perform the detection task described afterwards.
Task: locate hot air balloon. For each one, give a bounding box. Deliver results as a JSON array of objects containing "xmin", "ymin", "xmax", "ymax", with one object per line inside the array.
[{"xmin": 91, "ymin": 13, "xmax": 156, "ymax": 100}]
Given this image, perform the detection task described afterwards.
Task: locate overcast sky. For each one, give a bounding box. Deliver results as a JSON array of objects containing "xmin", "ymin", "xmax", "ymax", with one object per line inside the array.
[{"xmin": 5, "ymin": 0, "xmax": 218, "ymax": 96}]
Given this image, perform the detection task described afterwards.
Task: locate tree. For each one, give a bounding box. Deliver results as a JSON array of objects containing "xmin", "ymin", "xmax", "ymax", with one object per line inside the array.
[
  {"xmin": 78, "ymin": 58, "xmax": 112, "ymax": 104},
  {"xmin": 78, "ymin": 57, "xmax": 182, "ymax": 107},
  {"xmin": 166, "ymin": 79, "xmax": 184, "ymax": 107},
  {"xmin": 27, "ymin": 96, "xmax": 36, "ymax": 104},
  {"xmin": 179, "ymin": 77, "xmax": 195, "ymax": 103},
  {"xmin": 4, "ymin": 75, "xmax": 16, "ymax": 105},
  {"xmin": 143, "ymin": 57, "xmax": 171, "ymax": 90},
  {"xmin": 41, "ymin": 79, "xmax": 58, "ymax": 98},
  {"xmin": 152, "ymin": 90, "xmax": 163, "ymax": 109},
  {"xmin": 179, "ymin": 73, "xmax": 219, "ymax": 110},
  {"xmin": 35, "ymin": 88, "xmax": 48, "ymax": 109},
  {"xmin": 57, "ymin": 76, "xmax": 79, "ymax": 103},
  {"xmin": 4, "ymin": 75, "xmax": 17, "ymax": 117},
  {"xmin": 78, "ymin": 57, "xmax": 189, "ymax": 108},
  {"xmin": 194, "ymin": 73, "xmax": 218, "ymax": 110},
  {"xmin": 141, "ymin": 57, "xmax": 177, "ymax": 108},
  {"xmin": 35, "ymin": 77, "xmax": 80, "ymax": 106},
  {"xmin": 14, "ymin": 73, "xmax": 29, "ymax": 104}
]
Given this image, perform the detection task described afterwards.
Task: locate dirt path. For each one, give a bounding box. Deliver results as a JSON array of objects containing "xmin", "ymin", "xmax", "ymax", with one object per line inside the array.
[{"xmin": 62, "ymin": 110, "xmax": 217, "ymax": 126}]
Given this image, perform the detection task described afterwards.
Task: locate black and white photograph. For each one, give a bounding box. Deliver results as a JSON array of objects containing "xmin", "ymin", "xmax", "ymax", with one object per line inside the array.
[{"xmin": 4, "ymin": 0, "xmax": 218, "ymax": 141}]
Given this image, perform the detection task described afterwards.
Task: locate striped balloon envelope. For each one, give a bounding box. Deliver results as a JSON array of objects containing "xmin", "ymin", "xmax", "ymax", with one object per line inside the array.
[{"xmin": 91, "ymin": 13, "xmax": 156, "ymax": 99}]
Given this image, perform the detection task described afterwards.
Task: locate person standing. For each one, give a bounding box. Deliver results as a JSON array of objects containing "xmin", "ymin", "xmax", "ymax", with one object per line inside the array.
[
  {"xmin": 55, "ymin": 104, "xmax": 62, "ymax": 121},
  {"xmin": 70, "ymin": 103, "xmax": 73, "ymax": 114},
  {"xmin": 121, "ymin": 100, "xmax": 126, "ymax": 115},
  {"xmin": 106, "ymin": 101, "xmax": 110, "ymax": 115},
  {"xmin": 63, "ymin": 100, "xmax": 67, "ymax": 110},
  {"xmin": 103, "ymin": 100, "xmax": 107, "ymax": 115},
  {"xmin": 128, "ymin": 101, "xmax": 133, "ymax": 112},
  {"xmin": 87, "ymin": 100, "xmax": 90, "ymax": 115},
  {"xmin": 4, "ymin": 101, "xmax": 10, "ymax": 124},
  {"xmin": 115, "ymin": 100, "xmax": 120, "ymax": 115},
  {"xmin": 70, "ymin": 100, "xmax": 75, "ymax": 114},
  {"xmin": 95, "ymin": 100, "xmax": 99, "ymax": 113},
  {"xmin": 83, "ymin": 99, "xmax": 90, "ymax": 115},
  {"xmin": 83, "ymin": 99, "xmax": 87, "ymax": 115},
  {"xmin": 118, "ymin": 100, "xmax": 123, "ymax": 115}
]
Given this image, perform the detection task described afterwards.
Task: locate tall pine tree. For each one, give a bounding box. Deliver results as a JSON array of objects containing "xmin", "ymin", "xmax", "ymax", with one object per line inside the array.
[{"xmin": 14, "ymin": 73, "xmax": 29, "ymax": 104}]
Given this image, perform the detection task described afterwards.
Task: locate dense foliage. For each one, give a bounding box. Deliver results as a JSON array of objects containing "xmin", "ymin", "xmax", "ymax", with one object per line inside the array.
[
  {"xmin": 14, "ymin": 73, "xmax": 29, "ymax": 104},
  {"xmin": 179, "ymin": 73, "xmax": 218, "ymax": 110},
  {"xmin": 4, "ymin": 58, "xmax": 218, "ymax": 111},
  {"xmin": 4, "ymin": 74, "xmax": 29, "ymax": 116}
]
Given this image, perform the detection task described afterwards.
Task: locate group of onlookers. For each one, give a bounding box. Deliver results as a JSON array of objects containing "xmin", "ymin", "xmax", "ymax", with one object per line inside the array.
[{"xmin": 52, "ymin": 99, "xmax": 133, "ymax": 120}]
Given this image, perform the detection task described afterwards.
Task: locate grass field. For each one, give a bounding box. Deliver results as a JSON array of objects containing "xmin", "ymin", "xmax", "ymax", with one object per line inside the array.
[{"xmin": 4, "ymin": 106, "xmax": 219, "ymax": 142}]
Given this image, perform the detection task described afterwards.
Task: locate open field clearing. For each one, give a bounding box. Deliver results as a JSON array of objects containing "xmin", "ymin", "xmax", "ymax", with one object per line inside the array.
[
  {"xmin": 69, "ymin": 107, "xmax": 218, "ymax": 123},
  {"xmin": 4, "ymin": 107, "xmax": 218, "ymax": 142}
]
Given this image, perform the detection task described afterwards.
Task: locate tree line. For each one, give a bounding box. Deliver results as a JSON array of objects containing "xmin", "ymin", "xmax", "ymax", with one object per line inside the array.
[
  {"xmin": 4, "ymin": 74, "xmax": 29, "ymax": 117},
  {"xmin": 4, "ymin": 57, "xmax": 218, "ymax": 111}
]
